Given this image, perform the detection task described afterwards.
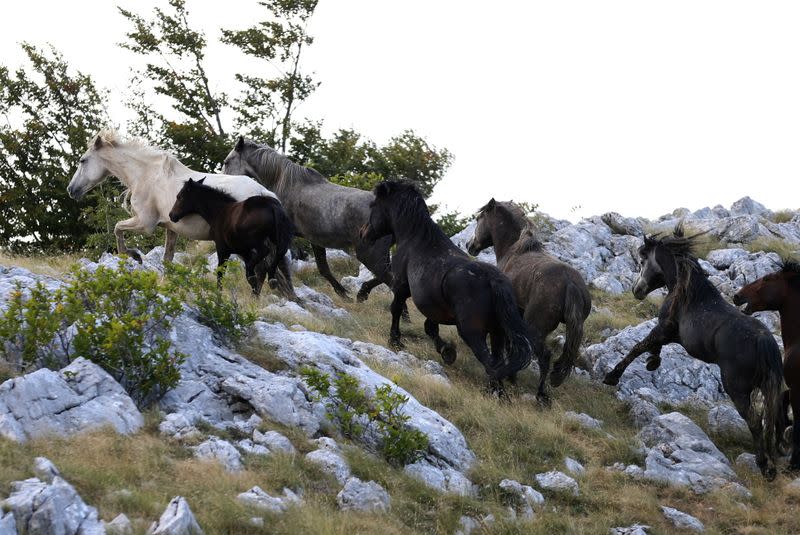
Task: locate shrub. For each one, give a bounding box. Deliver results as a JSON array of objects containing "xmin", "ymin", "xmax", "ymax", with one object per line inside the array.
[
  {"xmin": 0, "ymin": 263, "xmax": 186, "ymax": 407},
  {"xmin": 164, "ymin": 259, "xmax": 256, "ymax": 344},
  {"xmin": 435, "ymin": 210, "xmax": 471, "ymax": 237},
  {"xmin": 301, "ymin": 367, "xmax": 429, "ymax": 465}
]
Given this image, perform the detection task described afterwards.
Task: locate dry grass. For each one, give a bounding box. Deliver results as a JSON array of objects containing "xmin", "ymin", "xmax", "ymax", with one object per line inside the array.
[
  {"xmin": 745, "ymin": 237, "xmax": 800, "ymax": 262},
  {"xmin": 769, "ymin": 210, "xmax": 796, "ymax": 224},
  {"xmin": 3, "ymin": 254, "xmax": 800, "ymax": 533}
]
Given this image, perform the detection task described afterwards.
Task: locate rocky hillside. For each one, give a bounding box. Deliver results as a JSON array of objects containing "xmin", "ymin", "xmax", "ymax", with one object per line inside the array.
[{"xmin": 0, "ymin": 196, "xmax": 798, "ymax": 534}]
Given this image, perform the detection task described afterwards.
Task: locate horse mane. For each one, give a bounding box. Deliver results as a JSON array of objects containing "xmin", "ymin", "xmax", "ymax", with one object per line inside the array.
[
  {"xmin": 88, "ymin": 128, "xmax": 188, "ymax": 177},
  {"xmin": 242, "ymin": 139, "xmax": 326, "ymax": 189},
  {"xmin": 377, "ymin": 180, "xmax": 446, "ymax": 242},
  {"xmin": 186, "ymin": 179, "xmax": 237, "ymax": 203},
  {"xmin": 480, "ymin": 200, "xmax": 544, "ymax": 254},
  {"xmin": 646, "ymin": 222, "xmax": 713, "ymax": 311},
  {"xmin": 782, "ymin": 259, "xmax": 800, "ymax": 274}
]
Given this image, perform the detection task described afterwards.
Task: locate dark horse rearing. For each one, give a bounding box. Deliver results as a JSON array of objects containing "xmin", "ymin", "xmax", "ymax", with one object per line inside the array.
[
  {"xmin": 735, "ymin": 261, "xmax": 800, "ymax": 470},
  {"xmin": 360, "ymin": 180, "xmax": 546, "ymax": 397},
  {"xmin": 169, "ymin": 177, "xmax": 294, "ymax": 296},
  {"xmin": 603, "ymin": 224, "xmax": 783, "ymax": 480},
  {"xmin": 467, "ymin": 199, "xmax": 592, "ymax": 389},
  {"xmin": 222, "ymin": 137, "xmax": 393, "ymax": 302}
]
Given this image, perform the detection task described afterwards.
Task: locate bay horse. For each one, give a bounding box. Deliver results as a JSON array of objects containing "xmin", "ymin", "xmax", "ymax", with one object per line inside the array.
[
  {"xmin": 603, "ymin": 224, "xmax": 783, "ymax": 480},
  {"xmin": 169, "ymin": 178, "xmax": 294, "ymax": 295},
  {"xmin": 734, "ymin": 261, "xmax": 800, "ymax": 470},
  {"xmin": 67, "ymin": 130, "xmax": 276, "ymax": 264},
  {"xmin": 222, "ymin": 137, "xmax": 393, "ymax": 302},
  {"xmin": 360, "ymin": 180, "xmax": 548, "ymax": 398},
  {"xmin": 466, "ymin": 199, "xmax": 592, "ymax": 388}
]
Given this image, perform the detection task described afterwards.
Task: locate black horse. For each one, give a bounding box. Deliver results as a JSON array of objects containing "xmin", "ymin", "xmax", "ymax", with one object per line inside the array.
[
  {"xmin": 169, "ymin": 178, "xmax": 295, "ymax": 297},
  {"xmin": 360, "ymin": 180, "xmax": 548, "ymax": 398},
  {"xmin": 603, "ymin": 224, "xmax": 784, "ymax": 480}
]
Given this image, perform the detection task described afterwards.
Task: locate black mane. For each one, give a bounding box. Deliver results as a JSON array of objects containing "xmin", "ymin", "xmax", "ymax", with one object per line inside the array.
[
  {"xmin": 185, "ymin": 179, "xmax": 237, "ymax": 203},
  {"xmin": 375, "ymin": 181, "xmax": 447, "ymax": 243}
]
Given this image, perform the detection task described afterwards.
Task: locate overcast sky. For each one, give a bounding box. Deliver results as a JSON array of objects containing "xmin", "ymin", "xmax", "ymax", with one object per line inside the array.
[{"xmin": 2, "ymin": 1, "xmax": 799, "ymax": 221}]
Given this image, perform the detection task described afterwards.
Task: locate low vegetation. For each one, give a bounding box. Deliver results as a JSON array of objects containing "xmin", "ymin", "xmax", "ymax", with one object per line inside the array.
[
  {"xmin": 1, "ymin": 253, "xmax": 800, "ymax": 533},
  {"xmin": 745, "ymin": 236, "xmax": 800, "ymax": 262}
]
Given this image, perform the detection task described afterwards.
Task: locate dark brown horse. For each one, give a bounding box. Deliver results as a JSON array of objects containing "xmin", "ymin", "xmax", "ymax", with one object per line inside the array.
[
  {"xmin": 466, "ymin": 199, "xmax": 592, "ymax": 388},
  {"xmin": 734, "ymin": 261, "xmax": 800, "ymax": 470},
  {"xmin": 360, "ymin": 181, "xmax": 549, "ymax": 399},
  {"xmin": 603, "ymin": 224, "xmax": 784, "ymax": 480},
  {"xmin": 169, "ymin": 178, "xmax": 294, "ymax": 296}
]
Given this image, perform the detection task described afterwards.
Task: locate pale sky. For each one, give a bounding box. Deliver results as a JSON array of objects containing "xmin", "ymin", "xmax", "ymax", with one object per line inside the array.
[{"xmin": 2, "ymin": 1, "xmax": 799, "ymax": 221}]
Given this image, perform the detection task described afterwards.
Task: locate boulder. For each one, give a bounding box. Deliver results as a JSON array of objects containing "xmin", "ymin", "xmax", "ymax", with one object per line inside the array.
[
  {"xmin": 404, "ymin": 460, "xmax": 476, "ymax": 496},
  {"xmin": 660, "ymin": 506, "xmax": 704, "ymax": 532},
  {"xmin": 0, "ymin": 358, "xmax": 143, "ymax": 443},
  {"xmin": 305, "ymin": 441, "xmax": 351, "ymax": 485},
  {"xmin": 638, "ymin": 412, "xmax": 737, "ymax": 494},
  {"xmin": 730, "ymin": 197, "xmax": 769, "ymax": 217},
  {"xmin": 148, "ymin": 497, "xmax": 203, "ymax": 535},
  {"xmin": 564, "ymin": 457, "xmax": 586, "ymax": 476},
  {"xmin": 707, "ymin": 404, "xmax": 749, "ymax": 436},
  {"xmin": 253, "ymin": 429, "xmax": 296, "ymax": 455},
  {"xmin": 564, "ymin": 411, "xmax": 603, "ymax": 430},
  {"xmin": 336, "ymin": 477, "xmax": 391, "ymax": 513},
  {"xmin": 601, "ymin": 212, "xmax": 644, "ymax": 236},
  {"xmin": 2, "ymin": 459, "xmax": 104, "ymax": 535},
  {"xmin": 105, "ymin": 513, "xmax": 134, "ymax": 535}
]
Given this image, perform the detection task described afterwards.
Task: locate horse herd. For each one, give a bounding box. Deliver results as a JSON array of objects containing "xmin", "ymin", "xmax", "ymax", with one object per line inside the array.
[{"xmin": 66, "ymin": 130, "xmax": 800, "ymax": 482}]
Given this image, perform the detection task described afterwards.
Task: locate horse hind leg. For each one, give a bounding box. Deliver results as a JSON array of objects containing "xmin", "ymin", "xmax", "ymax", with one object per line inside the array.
[
  {"xmin": 731, "ymin": 390, "xmax": 774, "ymax": 480},
  {"xmin": 311, "ymin": 244, "xmax": 351, "ymax": 300},
  {"xmin": 425, "ymin": 319, "xmax": 456, "ymax": 365},
  {"xmin": 788, "ymin": 389, "xmax": 800, "ymax": 471},
  {"xmin": 354, "ymin": 236, "xmax": 392, "ymax": 302},
  {"xmin": 459, "ymin": 324, "xmax": 506, "ymax": 398}
]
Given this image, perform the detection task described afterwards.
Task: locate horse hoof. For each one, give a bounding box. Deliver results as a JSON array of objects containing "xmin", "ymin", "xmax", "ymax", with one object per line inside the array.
[
  {"xmin": 763, "ymin": 465, "xmax": 778, "ymax": 481},
  {"xmin": 268, "ymin": 278, "xmax": 278, "ymax": 289},
  {"xmin": 356, "ymin": 291, "xmax": 369, "ymax": 303},
  {"xmin": 126, "ymin": 249, "xmax": 143, "ymax": 263},
  {"xmin": 536, "ymin": 393, "xmax": 552, "ymax": 407},
  {"xmin": 389, "ymin": 337, "xmax": 404, "ymax": 351},
  {"xmin": 603, "ymin": 374, "xmax": 620, "ymax": 386},
  {"xmin": 441, "ymin": 344, "xmax": 457, "ymax": 365},
  {"xmin": 645, "ymin": 357, "xmax": 662, "ymax": 372},
  {"xmin": 549, "ymin": 365, "xmax": 571, "ymax": 388}
]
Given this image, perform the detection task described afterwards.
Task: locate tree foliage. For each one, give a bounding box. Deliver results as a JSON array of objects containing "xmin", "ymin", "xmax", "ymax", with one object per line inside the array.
[
  {"xmin": 0, "ymin": 44, "xmax": 113, "ymax": 252},
  {"xmin": 221, "ymin": 0, "xmax": 319, "ymax": 152},
  {"xmin": 119, "ymin": 0, "xmax": 230, "ymax": 170}
]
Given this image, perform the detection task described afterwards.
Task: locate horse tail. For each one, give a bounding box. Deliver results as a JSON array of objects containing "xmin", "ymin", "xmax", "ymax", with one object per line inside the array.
[
  {"xmin": 488, "ymin": 275, "xmax": 533, "ymax": 381},
  {"xmin": 757, "ymin": 334, "xmax": 784, "ymax": 460},
  {"xmin": 265, "ymin": 200, "xmax": 294, "ymax": 280},
  {"xmin": 551, "ymin": 281, "xmax": 590, "ymax": 386}
]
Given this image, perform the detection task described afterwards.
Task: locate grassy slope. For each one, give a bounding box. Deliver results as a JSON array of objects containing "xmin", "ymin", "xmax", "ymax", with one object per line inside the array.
[{"xmin": 0, "ymin": 255, "xmax": 798, "ymax": 534}]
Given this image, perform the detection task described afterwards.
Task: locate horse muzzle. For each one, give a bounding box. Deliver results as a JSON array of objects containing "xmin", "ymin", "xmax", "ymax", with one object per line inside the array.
[
  {"xmin": 631, "ymin": 281, "xmax": 649, "ymax": 300},
  {"xmin": 732, "ymin": 293, "xmax": 754, "ymax": 315},
  {"xmin": 168, "ymin": 211, "xmax": 180, "ymax": 223}
]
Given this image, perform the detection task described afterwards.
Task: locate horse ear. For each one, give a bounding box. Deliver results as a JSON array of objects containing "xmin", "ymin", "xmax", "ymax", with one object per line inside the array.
[
  {"xmin": 197, "ymin": 177, "xmax": 206, "ymax": 185},
  {"xmin": 374, "ymin": 182, "xmax": 391, "ymax": 198},
  {"xmin": 187, "ymin": 178, "xmax": 195, "ymax": 186},
  {"xmin": 94, "ymin": 136, "xmax": 105, "ymax": 150},
  {"xmin": 488, "ymin": 198, "xmax": 496, "ymax": 208},
  {"xmin": 235, "ymin": 136, "xmax": 245, "ymax": 152}
]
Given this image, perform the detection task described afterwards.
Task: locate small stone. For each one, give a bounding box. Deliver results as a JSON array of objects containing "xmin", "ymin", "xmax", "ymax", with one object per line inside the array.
[
  {"xmin": 609, "ymin": 525, "xmax": 650, "ymax": 535},
  {"xmin": 498, "ymin": 479, "xmax": 544, "ymax": 520},
  {"xmin": 455, "ymin": 515, "xmax": 480, "ymax": 535},
  {"xmin": 735, "ymin": 453, "xmax": 759, "ymax": 474},
  {"xmin": 659, "ymin": 506, "xmax": 704, "ymax": 532},
  {"xmin": 253, "ymin": 429, "xmax": 296, "ymax": 455},
  {"xmin": 105, "ymin": 513, "xmax": 134, "ymax": 535},
  {"xmin": 248, "ymin": 517, "xmax": 264, "ymax": 528},
  {"xmin": 564, "ymin": 457, "xmax": 586, "ymax": 476},
  {"xmin": 336, "ymin": 477, "xmax": 391, "ymax": 513},
  {"xmin": 192, "ymin": 437, "xmax": 243, "ymax": 472},
  {"xmin": 564, "ymin": 411, "xmax": 602, "ymax": 430},
  {"xmin": 305, "ymin": 447, "xmax": 350, "ymax": 485},
  {"xmin": 32, "ymin": 457, "xmax": 60, "ymax": 484},
  {"xmin": 534, "ymin": 471, "xmax": 579, "ymax": 496},
  {"xmin": 148, "ymin": 496, "xmax": 203, "ymax": 535},
  {"xmin": 237, "ymin": 486, "xmax": 300, "ymax": 514}
]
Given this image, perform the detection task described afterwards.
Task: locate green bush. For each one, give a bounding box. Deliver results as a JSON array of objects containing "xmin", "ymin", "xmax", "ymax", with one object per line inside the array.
[
  {"xmin": 164, "ymin": 259, "xmax": 256, "ymax": 344},
  {"xmin": 301, "ymin": 367, "xmax": 429, "ymax": 466},
  {"xmin": 0, "ymin": 263, "xmax": 186, "ymax": 407},
  {"xmin": 435, "ymin": 210, "xmax": 471, "ymax": 237}
]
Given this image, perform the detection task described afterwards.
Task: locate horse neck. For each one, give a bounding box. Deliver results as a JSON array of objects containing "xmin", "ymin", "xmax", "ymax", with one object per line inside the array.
[
  {"xmin": 779, "ymin": 288, "xmax": 800, "ymax": 348},
  {"xmin": 103, "ymin": 146, "xmax": 189, "ymax": 190},
  {"xmin": 663, "ymin": 253, "xmax": 714, "ymax": 305},
  {"xmin": 491, "ymin": 215, "xmax": 526, "ymax": 260},
  {"xmin": 187, "ymin": 192, "xmax": 232, "ymax": 224},
  {"xmin": 391, "ymin": 204, "xmax": 444, "ymax": 246}
]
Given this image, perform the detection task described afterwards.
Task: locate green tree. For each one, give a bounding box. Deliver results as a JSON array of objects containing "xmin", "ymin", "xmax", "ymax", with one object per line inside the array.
[
  {"xmin": 290, "ymin": 121, "xmax": 453, "ymax": 198},
  {"xmin": 0, "ymin": 44, "xmax": 114, "ymax": 253},
  {"xmin": 118, "ymin": 0, "xmax": 229, "ymax": 170},
  {"xmin": 221, "ymin": 0, "xmax": 319, "ymax": 153}
]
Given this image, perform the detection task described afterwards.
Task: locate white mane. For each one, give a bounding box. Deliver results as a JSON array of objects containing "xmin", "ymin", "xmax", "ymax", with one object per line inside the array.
[{"xmin": 89, "ymin": 129, "xmax": 188, "ymax": 178}]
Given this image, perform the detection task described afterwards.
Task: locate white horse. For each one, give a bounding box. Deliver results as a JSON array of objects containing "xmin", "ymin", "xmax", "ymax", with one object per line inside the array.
[{"xmin": 67, "ymin": 129, "xmax": 277, "ymax": 263}]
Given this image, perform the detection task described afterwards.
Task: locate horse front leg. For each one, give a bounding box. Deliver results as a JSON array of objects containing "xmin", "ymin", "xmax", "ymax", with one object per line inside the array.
[
  {"xmin": 114, "ymin": 215, "xmax": 153, "ymax": 263},
  {"xmin": 425, "ymin": 319, "xmax": 456, "ymax": 364},
  {"xmin": 163, "ymin": 229, "xmax": 178, "ymax": 264},
  {"xmin": 311, "ymin": 244, "xmax": 351, "ymax": 300},
  {"xmin": 388, "ymin": 284, "xmax": 411, "ymax": 350},
  {"xmin": 603, "ymin": 323, "xmax": 673, "ymax": 386}
]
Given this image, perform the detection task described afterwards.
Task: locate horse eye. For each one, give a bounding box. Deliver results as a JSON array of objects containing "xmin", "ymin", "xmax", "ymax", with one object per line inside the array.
[{"xmin": 79, "ymin": 158, "xmax": 87, "ymax": 164}]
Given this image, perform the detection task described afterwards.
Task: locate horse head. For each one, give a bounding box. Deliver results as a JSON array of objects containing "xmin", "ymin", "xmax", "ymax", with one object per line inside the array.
[
  {"xmin": 67, "ymin": 133, "xmax": 115, "ymax": 200},
  {"xmin": 466, "ymin": 198, "xmax": 496, "ymax": 255},
  {"xmin": 360, "ymin": 181, "xmax": 396, "ymax": 245},
  {"xmin": 169, "ymin": 177, "xmax": 205, "ymax": 223},
  {"xmin": 733, "ymin": 267, "xmax": 791, "ymax": 314},
  {"xmin": 222, "ymin": 136, "xmax": 261, "ymax": 181}
]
